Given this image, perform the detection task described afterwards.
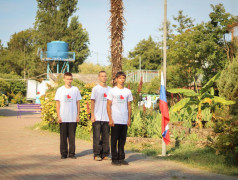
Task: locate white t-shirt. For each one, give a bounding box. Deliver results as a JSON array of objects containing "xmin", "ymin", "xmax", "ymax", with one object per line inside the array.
[
  {"xmin": 107, "ymin": 86, "xmax": 133, "ymax": 125},
  {"xmin": 91, "ymin": 85, "xmax": 111, "ymax": 122},
  {"xmin": 55, "ymin": 86, "xmax": 82, "ymax": 122}
]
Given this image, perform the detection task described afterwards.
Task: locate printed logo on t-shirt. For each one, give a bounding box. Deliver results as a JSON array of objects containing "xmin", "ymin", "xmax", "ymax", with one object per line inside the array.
[
  {"xmin": 64, "ymin": 94, "xmax": 73, "ymax": 102},
  {"xmin": 117, "ymin": 95, "xmax": 126, "ymax": 103},
  {"xmin": 101, "ymin": 93, "xmax": 107, "ymax": 101}
]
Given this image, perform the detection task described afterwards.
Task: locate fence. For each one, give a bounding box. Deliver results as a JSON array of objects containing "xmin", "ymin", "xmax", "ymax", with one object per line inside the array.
[{"xmin": 126, "ymin": 70, "xmax": 159, "ymax": 83}]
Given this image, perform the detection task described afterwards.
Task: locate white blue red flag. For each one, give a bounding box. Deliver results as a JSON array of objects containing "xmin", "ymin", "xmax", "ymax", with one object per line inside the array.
[{"xmin": 159, "ymin": 72, "xmax": 170, "ymax": 144}]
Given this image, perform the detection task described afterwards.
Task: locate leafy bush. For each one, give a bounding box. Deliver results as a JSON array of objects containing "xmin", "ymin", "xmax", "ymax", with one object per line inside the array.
[
  {"xmin": 142, "ymin": 76, "xmax": 160, "ymax": 94},
  {"xmin": 170, "ymin": 106, "xmax": 197, "ymax": 128},
  {"xmin": 78, "ymin": 83, "xmax": 94, "ymax": 133},
  {"xmin": 218, "ymin": 57, "xmax": 238, "ymax": 115},
  {"xmin": 168, "ymin": 73, "xmax": 234, "ymax": 128},
  {"xmin": 125, "ymin": 82, "xmax": 140, "ymax": 106},
  {"xmin": 0, "ymin": 79, "xmax": 10, "ymax": 94},
  {"xmin": 0, "ymin": 73, "xmax": 26, "ymax": 97},
  {"xmin": 128, "ymin": 107, "xmax": 161, "ymax": 138},
  {"xmin": 11, "ymin": 92, "xmax": 26, "ymax": 104},
  {"xmin": 210, "ymin": 116, "xmax": 238, "ymax": 165},
  {"xmin": 0, "ymin": 93, "xmax": 8, "ymax": 107}
]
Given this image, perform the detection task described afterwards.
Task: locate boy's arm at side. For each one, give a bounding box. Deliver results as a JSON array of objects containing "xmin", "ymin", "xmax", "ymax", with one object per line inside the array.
[
  {"xmin": 77, "ymin": 100, "xmax": 80, "ymax": 122},
  {"xmin": 56, "ymin": 100, "xmax": 62, "ymax": 123},
  {"xmin": 107, "ymin": 99, "xmax": 114, "ymax": 127},
  {"xmin": 91, "ymin": 100, "xmax": 96, "ymax": 123},
  {"xmin": 127, "ymin": 101, "xmax": 132, "ymax": 126}
]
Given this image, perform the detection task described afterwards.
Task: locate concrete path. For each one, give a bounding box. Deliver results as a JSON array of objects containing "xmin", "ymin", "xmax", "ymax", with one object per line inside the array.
[{"xmin": 0, "ymin": 104, "xmax": 237, "ymax": 180}]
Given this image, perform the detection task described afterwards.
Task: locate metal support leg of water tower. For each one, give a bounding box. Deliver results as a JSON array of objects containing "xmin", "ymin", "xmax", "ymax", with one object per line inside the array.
[
  {"xmin": 66, "ymin": 62, "xmax": 69, "ymax": 72},
  {"xmin": 47, "ymin": 62, "xmax": 50, "ymax": 80},
  {"xmin": 57, "ymin": 62, "xmax": 59, "ymax": 74}
]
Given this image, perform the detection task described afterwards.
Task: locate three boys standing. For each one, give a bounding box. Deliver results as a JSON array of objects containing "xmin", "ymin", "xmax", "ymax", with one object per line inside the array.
[{"xmin": 55, "ymin": 71, "xmax": 133, "ymax": 165}]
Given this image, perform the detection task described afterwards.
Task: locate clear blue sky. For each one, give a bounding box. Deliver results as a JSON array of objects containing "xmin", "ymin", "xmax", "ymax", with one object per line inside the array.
[{"xmin": 0, "ymin": 0, "xmax": 237, "ymax": 66}]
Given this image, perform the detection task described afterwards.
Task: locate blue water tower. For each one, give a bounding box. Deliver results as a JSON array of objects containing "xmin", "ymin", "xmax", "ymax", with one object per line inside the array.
[{"xmin": 40, "ymin": 41, "xmax": 75, "ymax": 79}]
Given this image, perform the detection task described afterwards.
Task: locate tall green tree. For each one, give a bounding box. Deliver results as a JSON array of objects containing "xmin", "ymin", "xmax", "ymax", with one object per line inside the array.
[
  {"xmin": 64, "ymin": 16, "xmax": 90, "ymax": 72},
  {"xmin": 172, "ymin": 10, "xmax": 194, "ymax": 34},
  {"xmin": 0, "ymin": 40, "xmax": 3, "ymax": 51},
  {"xmin": 168, "ymin": 22, "xmax": 225, "ymax": 86},
  {"xmin": 128, "ymin": 36, "xmax": 162, "ymax": 70},
  {"xmin": 0, "ymin": 29, "xmax": 46, "ymax": 77},
  {"xmin": 35, "ymin": 0, "xmax": 78, "ymax": 45},
  {"xmin": 34, "ymin": 0, "xmax": 89, "ymax": 72},
  {"xmin": 167, "ymin": 4, "xmax": 238, "ymax": 85},
  {"xmin": 207, "ymin": 4, "xmax": 238, "ymax": 61}
]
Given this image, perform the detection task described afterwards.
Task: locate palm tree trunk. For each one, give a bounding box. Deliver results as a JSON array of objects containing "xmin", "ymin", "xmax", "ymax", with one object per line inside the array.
[{"xmin": 110, "ymin": 0, "xmax": 125, "ymax": 85}]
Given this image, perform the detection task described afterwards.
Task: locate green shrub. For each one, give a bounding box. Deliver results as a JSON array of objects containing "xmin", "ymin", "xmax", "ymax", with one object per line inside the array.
[
  {"xmin": 218, "ymin": 57, "xmax": 238, "ymax": 115},
  {"xmin": 210, "ymin": 116, "xmax": 238, "ymax": 165},
  {"xmin": 0, "ymin": 73, "xmax": 26, "ymax": 97},
  {"xmin": 0, "ymin": 79, "xmax": 10, "ymax": 93},
  {"xmin": 11, "ymin": 92, "xmax": 26, "ymax": 104},
  {"xmin": 128, "ymin": 107, "xmax": 161, "ymax": 138},
  {"xmin": 0, "ymin": 93, "xmax": 8, "ymax": 107},
  {"xmin": 170, "ymin": 106, "xmax": 197, "ymax": 128}
]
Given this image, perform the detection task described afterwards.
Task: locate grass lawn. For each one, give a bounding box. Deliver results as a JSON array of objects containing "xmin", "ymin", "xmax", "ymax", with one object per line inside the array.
[{"xmin": 125, "ymin": 140, "xmax": 238, "ymax": 176}]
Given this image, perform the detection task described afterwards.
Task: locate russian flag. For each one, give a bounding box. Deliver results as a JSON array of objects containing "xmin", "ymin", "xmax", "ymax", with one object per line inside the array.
[{"xmin": 159, "ymin": 72, "xmax": 170, "ymax": 145}]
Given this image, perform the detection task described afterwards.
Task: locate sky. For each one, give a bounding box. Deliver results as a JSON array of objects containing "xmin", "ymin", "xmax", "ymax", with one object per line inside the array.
[{"xmin": 0, "ymin": 0, "xmax": 237, "ymax": 66}]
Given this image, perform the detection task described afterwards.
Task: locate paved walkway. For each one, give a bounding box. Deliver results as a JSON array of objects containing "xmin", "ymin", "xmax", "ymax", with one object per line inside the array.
[{"xmin": 0, "ymin": 104, "xmax": 237, "ymax": 180}]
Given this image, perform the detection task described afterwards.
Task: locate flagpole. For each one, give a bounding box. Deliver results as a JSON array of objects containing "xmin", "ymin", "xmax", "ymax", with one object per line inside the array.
[{"xmin": 162, "ymin": 0, "xmax": 167, "ymax": 156}]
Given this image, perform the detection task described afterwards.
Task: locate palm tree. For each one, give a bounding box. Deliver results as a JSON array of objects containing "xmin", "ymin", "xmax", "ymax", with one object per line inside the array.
[{"xmin": 109, "ymin": 0, "xmax": 126, "ymax": 85}]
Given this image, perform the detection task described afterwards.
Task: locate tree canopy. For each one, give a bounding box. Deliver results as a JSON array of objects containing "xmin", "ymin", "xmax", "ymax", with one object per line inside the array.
[
  {"xmin": 123, "ymin": 4, "xmax": 238, "ymax": 88},
  {"xmin": 128, "ymin": 36, "xmax": 162, "ymax": 70}
]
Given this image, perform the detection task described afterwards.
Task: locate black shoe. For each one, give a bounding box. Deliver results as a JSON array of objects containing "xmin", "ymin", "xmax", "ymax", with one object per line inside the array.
[
  {"xmin": 69, "ymin": 155, "xmax": 77, "ymax": 159},
  {"xmin": 111, "ymin": 160, "xmax": 121, "ymax": 166},
  {"xmin": 61, "ymin": 155, "xmax": 67, "ymax": 159},
  {"xmin": 119, "ymin": 160, "xmax": 129, "ymax": 165}
]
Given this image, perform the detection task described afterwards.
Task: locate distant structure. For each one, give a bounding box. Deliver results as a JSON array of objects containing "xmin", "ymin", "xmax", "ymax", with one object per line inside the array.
[{"xmin": 40, "ymin": 41, "xmax": 75, "ymax": 79}]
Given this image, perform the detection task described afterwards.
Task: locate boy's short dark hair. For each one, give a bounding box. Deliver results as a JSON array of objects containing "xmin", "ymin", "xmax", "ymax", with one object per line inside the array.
[
  {"xmin": 64, "ymin": 72, "xmax": 72, "ymax": 77},
  {"xmin": 115, "ymin": 71, "xmax": 126, "ymax": 79},
  {"xmin": 98, "ymin": 71, "xmax": 106, "ymax": 76}
]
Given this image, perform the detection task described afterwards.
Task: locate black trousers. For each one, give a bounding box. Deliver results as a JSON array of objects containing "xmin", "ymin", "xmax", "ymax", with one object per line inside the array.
[
  {"xmin": 111, "ymin": 124, "xmax": 128, "ymax": 161},
  {"xmin": 93, "ymin": 121, "xmax": 110, "ymax": 158},
  {"xmin": 60, "ymin": 122, "xmax": 77, "ymax": 156}
]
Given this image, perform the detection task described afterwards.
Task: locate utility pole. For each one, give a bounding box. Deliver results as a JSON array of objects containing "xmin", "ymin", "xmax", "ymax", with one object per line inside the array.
[
  {"xmin": 24, "ymin": 46, "xmax": 26, "ymax": 81},
  {"xmin": 139, "ymin": 56, "xmax": 142, "ymax": 81},
  {"xmin": 162, "ymin": 0, "xmax": 167, "ymax": 157}
]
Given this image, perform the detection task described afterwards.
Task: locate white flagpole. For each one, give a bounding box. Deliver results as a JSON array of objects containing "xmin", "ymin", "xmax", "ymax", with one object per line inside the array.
[{"xmin": 162, "ymin": 0, "xmax": 167, "ymax": 156}]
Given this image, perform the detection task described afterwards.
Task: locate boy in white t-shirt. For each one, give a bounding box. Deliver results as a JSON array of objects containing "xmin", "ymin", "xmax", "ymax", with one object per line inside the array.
[
  {"xmin": 55, "ymin": 72, "xmax": 82, "ymax": 159},
  {"xmin": 107, "ymin": 71, "xmax": 133, "ymax": 166},
  {"xmin": 91, "ymin": 71, "xmax": 111, "ymax": 161}
]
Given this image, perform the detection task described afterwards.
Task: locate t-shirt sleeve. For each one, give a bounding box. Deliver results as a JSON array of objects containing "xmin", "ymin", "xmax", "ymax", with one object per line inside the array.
[
  {"xmin": 107, "ymin": 89, "xmax": 113, "ymax": 101},
  {"xmin": 76, "ymin": 88, "xmax": 82, "ymax": 101},
  {"xmin": 91, "ymin": 87, "xmax": 95, "ymax": 100},
  {"xmin": 128, "ymin": 90, "xmax": 133, "ymax": 102},
  {"xmin": 55, "ymin": 88, "xmax": 60, "ymax": 101}
]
